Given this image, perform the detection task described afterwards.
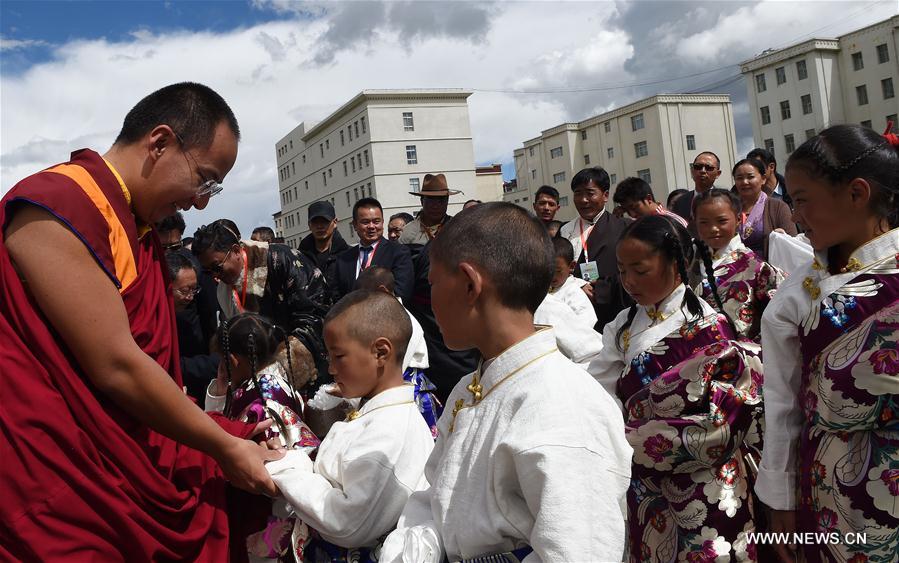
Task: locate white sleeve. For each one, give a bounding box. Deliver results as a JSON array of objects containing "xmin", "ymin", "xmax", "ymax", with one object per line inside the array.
[
  {"xmin": 585, "ymin": 319, "xmax": 626, "ymax": 403},
  {"xmin": 755, "ymin": 294, "xmax": 804, "ymax": 510},
  {"xmin": 380, "ymin": 488, "xmax": 443, "ymax": 563},
  {"xmin": 204, "ymin": 380, "xmax": 227, "ymax": 414},
  {"xmin": 568, "ymin": 286, "xmax": 598, "ymax": 327},
  {"xmin": 269, "ymin": 451, "xmax": 418, "ymax": 548}
]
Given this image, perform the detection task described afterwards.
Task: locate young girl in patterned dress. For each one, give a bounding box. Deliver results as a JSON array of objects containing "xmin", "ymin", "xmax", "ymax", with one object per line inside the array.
[
  {"xmin": 205, "ymin": 312, "xmax": 320, "ymax": 562},
  {"xmin": 694, "ymin": 188, "xmax": 784, "ymax": 341},
  {"xmin": 756, "ymin": 124, "xmax": 899, "ymax": 563},
  {"xmin": 589, "ymin": 214, "xmax": 764, "ymax": 562}
]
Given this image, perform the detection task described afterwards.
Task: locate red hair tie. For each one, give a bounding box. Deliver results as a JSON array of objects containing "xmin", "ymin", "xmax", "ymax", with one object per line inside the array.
[{"xmin": 884, "ymin": 121, "xmax": 899, "ymax": 147}]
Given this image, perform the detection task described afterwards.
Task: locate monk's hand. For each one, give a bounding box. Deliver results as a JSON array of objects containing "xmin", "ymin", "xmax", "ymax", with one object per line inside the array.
[
  {"xmin": 217, "ymin": 436, "xmax": 285, "ymax": 496},
  {"xmin": 249, "ymin": 418, "xmax": 274, "ymax": 439},
  {"xmin": 769, "ymin": 509, "xmax": 798, "ymax": 562}
]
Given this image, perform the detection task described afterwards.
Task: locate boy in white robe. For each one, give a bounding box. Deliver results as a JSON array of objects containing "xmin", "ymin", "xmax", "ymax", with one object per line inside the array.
[
  {"xmin": 266, "ymin": 290, "xmax": 434, "ymax": 560},
  {"xmin": 534, "ymin": 292, "xmax": 603, "ymax": 366},
  {"xmin": 548, "ymin": 237, "xmax": 598, "ymax": 327},
  {"xmin": 380, "ymin": 202, "xmax": 631, "ymax": 563}
]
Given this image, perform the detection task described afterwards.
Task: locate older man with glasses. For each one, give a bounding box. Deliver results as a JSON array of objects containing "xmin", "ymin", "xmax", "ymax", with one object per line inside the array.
[{"xmin": 671, "ymin": 151, "xmax": 723, "ymax": 233}]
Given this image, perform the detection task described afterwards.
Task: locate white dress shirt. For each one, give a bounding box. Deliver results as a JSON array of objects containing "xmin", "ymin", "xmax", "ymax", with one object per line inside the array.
[{"xmin": 559, "ymin": 211, "xmax": 605, "ymax": 262}]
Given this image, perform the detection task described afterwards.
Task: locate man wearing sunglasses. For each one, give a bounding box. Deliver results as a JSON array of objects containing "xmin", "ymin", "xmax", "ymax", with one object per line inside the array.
[
  {"xmin": 671, "ymin": 151, "xmax": 723, "ymax": 232},
  {"xmin": 0, "ymin": 83, "xmax": 281, "ymax": 560}
]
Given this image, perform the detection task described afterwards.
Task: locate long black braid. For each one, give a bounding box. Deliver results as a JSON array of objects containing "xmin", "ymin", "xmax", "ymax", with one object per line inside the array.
[
  {"xmin": 693, "ymin": 238, "xmax": 739, "ymax": 336},
  {"xmin": 219, "ymin": 318, "xmax": 234, "ymax": 415}
]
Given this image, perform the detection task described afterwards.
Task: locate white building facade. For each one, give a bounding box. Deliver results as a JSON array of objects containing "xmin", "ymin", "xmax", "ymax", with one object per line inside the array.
[
  {"xmin": 740, "ymin": 16, "xmax": 898, "ymax": 167},
  {"xmin": 274, "ymin": 90, "xmax": 480, "ymax": 247},
  {"xmin": 512, "ymin": 94, "xmax": 738, "ymax": 222}
]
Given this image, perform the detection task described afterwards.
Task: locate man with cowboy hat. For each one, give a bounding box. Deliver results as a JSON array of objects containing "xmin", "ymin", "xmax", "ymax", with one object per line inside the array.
[{"xmin": 398, "ymin": 173, "xmax": 461, "ymax": 247}]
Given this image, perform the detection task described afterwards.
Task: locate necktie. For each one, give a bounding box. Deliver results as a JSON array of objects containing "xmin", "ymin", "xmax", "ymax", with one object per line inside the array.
[{"xmin": 359, "ymin": 246, "xmax": 372, "ymax": 271}]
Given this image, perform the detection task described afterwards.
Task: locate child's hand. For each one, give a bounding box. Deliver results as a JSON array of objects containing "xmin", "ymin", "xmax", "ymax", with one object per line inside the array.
[
  {"xmin": 581, "ymin": 283, "xmax": 595, "ymax": 301},
  {"xmin": 249, "ymin": 418, "xmax": 274, "ymax": 439}
]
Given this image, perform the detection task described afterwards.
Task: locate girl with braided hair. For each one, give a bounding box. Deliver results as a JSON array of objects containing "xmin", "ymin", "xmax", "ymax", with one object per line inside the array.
[
  {"xmin": 205, "ymin": 312, "xmax": 320, "ymax": 562},
  {"xmin": 757, "ymin": 123, "xmax": 899, "ymax": 563},
  {"xmin": 588, "ymin": 214, "xmax": 764, "ymax": 561},
  {"xmin": 694, "ymin": 188, "xmax": 785, "ymax": 342}
]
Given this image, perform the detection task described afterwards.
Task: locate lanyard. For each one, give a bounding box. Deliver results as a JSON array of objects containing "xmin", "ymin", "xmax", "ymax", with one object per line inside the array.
[
  {"xmin": 578, "ymin": 217, "xmax": 595, "ymax": 259},
  {"xmin": 358, "ymin": 240, "xmax": 380, "ymax": 272},
  {"xmin": 233, "ymin": 248, "xmax": 249, "ymax": 311}
]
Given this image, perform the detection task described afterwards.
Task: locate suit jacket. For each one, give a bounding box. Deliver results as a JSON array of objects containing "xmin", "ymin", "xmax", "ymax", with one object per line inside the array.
[
  {"xmin": 335, "ymin": 237, "xmax": 414, "ymax": 301},
  {"xmin": 565, "ymin": 212, "xmax": 633, "ymax": 330}
]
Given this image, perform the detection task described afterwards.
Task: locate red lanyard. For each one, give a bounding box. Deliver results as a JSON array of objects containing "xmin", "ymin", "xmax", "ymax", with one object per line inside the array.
[
  {"xmin": 358, "ymin": 240, "xmax": 380, "ymax": 272},
  {"xmin": 578, "ymin": 218, "xmax": 595, "ymax": 258},
  {"xmin": 233, "ymin": 248, "xmax": 249, "ymax": 311}
]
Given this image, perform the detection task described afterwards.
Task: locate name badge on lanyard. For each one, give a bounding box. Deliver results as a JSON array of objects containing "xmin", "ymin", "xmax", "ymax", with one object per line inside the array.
[{"xmin": 577, "ymin": 218, "xmax": 599, "ymax": 281}]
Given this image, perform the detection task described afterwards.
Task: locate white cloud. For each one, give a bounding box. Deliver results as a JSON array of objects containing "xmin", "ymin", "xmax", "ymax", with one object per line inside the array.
[{"xmin": 0, "ymin": 37, "xmax": 48, "ymax": 51}]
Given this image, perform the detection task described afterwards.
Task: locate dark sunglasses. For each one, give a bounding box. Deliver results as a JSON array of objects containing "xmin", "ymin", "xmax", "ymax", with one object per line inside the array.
[{"xmin": 691, "ymin": 163, "xmax": 718, "ymax": 172}]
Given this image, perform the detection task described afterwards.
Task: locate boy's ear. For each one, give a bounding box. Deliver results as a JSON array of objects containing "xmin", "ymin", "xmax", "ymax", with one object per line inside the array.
[
  {"xmin": 567, "ymin": 260, "xmax": 577, "ymax": 274},
  {"xmin": 372, "ymin": 337, "xmax": 392, "ymax": 367},
  {"xmin": 458, "ymin": 261, "xmax": 484, "ymax": 304}
]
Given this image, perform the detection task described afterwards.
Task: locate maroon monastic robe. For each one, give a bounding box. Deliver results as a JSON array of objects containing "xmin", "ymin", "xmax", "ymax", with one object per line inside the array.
[{"xmin": 0, "ymin": 149, "xmax": 252, "ymax": 561}]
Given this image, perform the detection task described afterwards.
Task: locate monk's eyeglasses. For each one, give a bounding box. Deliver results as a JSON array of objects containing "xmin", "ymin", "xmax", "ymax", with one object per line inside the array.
[{"xmin": 175, "ymin": 132, "xmax": 224, "ymax": 199}]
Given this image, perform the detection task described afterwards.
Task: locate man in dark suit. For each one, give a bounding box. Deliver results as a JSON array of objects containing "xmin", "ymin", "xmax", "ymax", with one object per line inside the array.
[
  {"xmin": 558, "ymin": 167, "xmax": 632, "ymax": 330},
  {"xmin": 334, "ymin": 197, "xmax": 414, "ymax": 301},
  {"xmin": 671, "ymin": 151, "xmax": 722, "ymax": 233}
]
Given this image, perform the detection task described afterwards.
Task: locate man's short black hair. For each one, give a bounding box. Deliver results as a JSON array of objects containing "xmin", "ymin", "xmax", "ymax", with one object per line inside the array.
[
  {"xmin": 192, "ymin": 219, "xmax": 240, "ymax": 256},
  {"xmin": 251, "ymin": 226, "xmax": 275, "ymax": 243},
  {"xmin": 613, "ymin": 177, "xmax": 656, "ymax": 205},
  {"xmin": 534, "ymin": 185, "xmax": 559, "ymax": 202},
  {"xmin": 694, "ymin": 151, "xmax": 721, "ymax": 168},
  {"xmin": 352, "ymin": 197, "xmax": 383, "ymax": 222},
  {"xmin": 571, "ymin": 167, "xmax": 611, "ymax": 192},
  {"xmin": 552, "ymin": 237, "xmax": 574, "ymax": 263},
  {"xmin": 429, "ymin": 202, "xmax": 553, "ymax": 314},
  {"xmin": 155, "ymin": 211, "xmax": 186, "ymax": 235},
  {"xmin": 354, "ymin": 266, "xmax": 395, "ymax": 294},
  {"xmin": 389, "ymin": 212, "xmax": 414, "ymax": 224},
  {"xmin": 747, "ymin": 148, "xmax": 776, "ymax": 169},
  {"xmin": 114, "ymin": 82, "xmax": 240, "ymax": 150},
  {"xmin": 165, "ymin": 251, "xmax": 196, "ymax": 281}
]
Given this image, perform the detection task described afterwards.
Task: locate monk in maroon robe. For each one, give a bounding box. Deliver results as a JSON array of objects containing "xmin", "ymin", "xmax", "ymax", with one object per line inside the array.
[{"xmin": 0, "ymin": 83, "xmax": 282, "ymax": 561}]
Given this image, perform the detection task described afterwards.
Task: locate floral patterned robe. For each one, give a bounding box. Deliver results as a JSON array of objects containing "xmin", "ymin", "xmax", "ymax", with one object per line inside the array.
[
  {"xmin": 698, "ymin": 235, "xmax": 784, "ymax": 342},
  {"xmin": 757, "ymin": 229, "xmax": 899, "ymax": 562},
  {"xmin": 590, "ymin": 285, "xmax": 764, "ymax": 562}
]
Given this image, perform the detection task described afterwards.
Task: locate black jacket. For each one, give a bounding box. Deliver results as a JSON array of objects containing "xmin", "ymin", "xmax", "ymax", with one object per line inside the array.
[
  {"xmin": 299, "ymin": 230, "xmax": 349, "ymax": 308},
  {"xmin": 334, "ymin": 237, "xmax": 414, "ymax": 301}
]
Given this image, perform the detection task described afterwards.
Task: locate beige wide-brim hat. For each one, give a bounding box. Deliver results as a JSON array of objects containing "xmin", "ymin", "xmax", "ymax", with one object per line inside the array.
[{"xmin": 409, "ymin": 173, "xmax": 462, "ymax": 197}]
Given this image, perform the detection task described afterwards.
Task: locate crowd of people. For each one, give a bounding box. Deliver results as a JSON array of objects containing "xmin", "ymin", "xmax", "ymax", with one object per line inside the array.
[{"xmin": 1, "ymin": 81, "xmax": 897, "ymax": 563}]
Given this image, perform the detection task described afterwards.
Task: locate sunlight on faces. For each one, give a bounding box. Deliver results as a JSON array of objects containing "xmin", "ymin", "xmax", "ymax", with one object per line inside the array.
[
  {"xmin": 785, "ymin": 167, "xmax": 870, "ymax": 252},
  {"xmin": 695, "ymin": 198, "xmax": 739, "ymax": 253},
  {"xmin": 353, "ymin": 206, "xmax": 384, "ymax": 244},
  {"xmin": 690, "ymin": 153, "xmax": 721, "ymax": 193},
  {"xmin": 573, "ymin": 180, "xmax": 609, "ymax": 221},
  {"xmin": 617, "ymin": 237, "xmax": 679, "ymax": 307},
  {"xmin": 620, "ymin": 197, "xmax": 656, "ymax": 220},
  {"xmin": 171, "ymin": 267, "xmax": 198, "ymax": 311},
  {"xmin": 734, "ymin": 163, "xmax": 764, "ymax": 203},
  {"xmin": 428, "ymin": 258, "xmax": 479, "ymax": 351},
  {"xmin": 550, "ymin": 256, "xmax": 574, "ymax": 291},
  {"xmin": 323, "ymin": 317, "xmax": 384, "ymax": 399},
  {"xmin": 387, "ymin": 218, "xmax": 406, "ymax": 241},
  {"xmin": 198, "ymin": 243, "xmax": 243, "ymax": 285},
  {"xmin": 533, "ymin": 194, "xmax": 559, "ymax": 222}
]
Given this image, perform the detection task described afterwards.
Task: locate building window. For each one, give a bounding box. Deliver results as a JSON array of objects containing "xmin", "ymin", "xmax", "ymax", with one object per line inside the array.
[
  {"xmin": 319, "ymin": 143, "xmax": 324, "ymax": 158},
  {"xmin": 775, "ymin": 66, "xmax": 786, "ymax": 85},
  {"xmin": 801, "ymin": 94, "xmax": 813, "ymax": 114},
  {"xmin": 323, "ymin": 172, "xmax": 327, "ymax": 186},
  {"xmin": 367, "ymin": 182, "xmax": 372, "ymax": 195},
  {"xmin": 780, "ymin": 100, "xmax": 791, "ymax": 120},
  {"xmin": 559, "ymin": 196, "xmax": 569, "ymax": 207},
  {"xmin": 552, "ymin": 172, "xmax": 566, "ymax": 183},
  {"xmin": 522, "ymin": 197, "xmax": 529, "ymax": 202},
  {"xmin": 581, "ymin": 130, "xmax": 587, "ymax": 140},
  {"xmin": 348, "ymin": 125, "xmax": 352, "ymax": 141},
  {"xmin": 406, "ymin": 145, "xmax": 418, "ymax": 164},
  {"xmin": 409, "ymin": 178, "xmax": 420, "ymax": 193},
  {"xmin": 882, "ymin": 78, "xmax": 895, "ymax": 99},
  {"xmin": 856, "ymin": 85, "xmax": 869, "ymax": 105},
  {"xmin": 759, "ymin": 105, "xmax": 771, "ymax": 125},
  {"xmin": 852, "ymin": 52, "xmax": 864, "ymax": 71},
  {"xmin": 637, "ymin": 169, "xmax": 651, "ymax": 183},
  {"xmin": 357, "ymin": 154, "xmax": 362, "ymax": 169},
  {"xmin": 609, "ymin": 174, "xmax": 617, "ymax": 184},
  {"xmin": 294, "ymin": 186, "xmax": 297, "ymax": 199},
  {"xmin": 607, "ymin": 147, "xmax": 614, "ymax": 159},
  {"xmin": 302, "ymin": 155, "xmax": 306, "ymax": 164},
  {"xmin": 531, "ymin": 169, "xmax": 536, "ymax": 179},
  {"xmin": 343, "ymin": 161, "xmax": 348, "ymax": 176},
  {"xmin": 861, "ymin": 120, "xmax": 872, "ymax": 129},
  {"xmin": 346, "ymin": 191, "xmax": 350, "ymax": 206},
  {"xmin": 354, "ymin": 121, "xmax": 359, "ymax": 136},
  {"xmin": 796, "ymin": 59, "xmax": 808, "ymax": 80},
  {"xmin": 686, "ymin": 134, "xmax": 696, "ymax": 150},
  {"xmin": 340, "ymin": 130, "xmax": 345, "ymax": 145},
  {"xmin": 361, "ymin": 117, "xmax": 366, "ymax": 134},
  {"xmin": 764, "ymin": 138, "xmax": 775, "ymax": 152},
  {"xmin": 291, "ymin": 162, "xmax": 295, "ymax": 174},
  {"xmin": 634, "ymin": 141, "xmax": 648, "ymax": 158},
  {"xmin": 756, "ymin": 73, "xmax": 767, "ymax": 93},
  {"xmin": 886, "ymin": 115, "xmax": 897, "ymax": 133},
  {"xmin": 805, "ymin": 129, "xmax": 816, "ymax": 140},
  {"xmin": 289, "ymin": 140, "xmax": 293, "ymax": 149},
  {"xmin": 877, "ymin": 43, "xmax": 890, "ymax": 64},
  {"xmin": 329, "ymin": 168, "xmax": 333, "ymax": 178},
  {"xmin": 325, "ymin": 139, "xmax": 329, "ymax": 150},
  {"xmin": 528, "ymin": 146, "xmax": 534, "ymax": 157},
  {"xmin": 785, "ymin": 134, "xmax": 795, "ymax": 154},
  {"xmin": 403, "ymin": 112, "xmax": 414, "ymax": 131},
  {"xmin": 604, "ymin": 121, "xmax": 611, "ymax": 133},
  {"xmin": 304, "ymin": 180, "xmax": 308, "ymax": 190},
  {"xmin": 584, "ymin": 154, "xmax": 590, "ymax": 165},
  {"xmin": 631, "ymin": 113, "xmax": 644, "ymax": 131},
  {"xmin": 351, "ymin": 158, "xmax": 356, "ymax": 173},
  {"xmin": 364, "ymin": 150, "xmax": 369, "ymax": 167},
  {"xmin": 550, "ymin": 146, "xmax": 563, "ymax": 158},
  {"xmin": 353, "ymin": 187, "xmax": 358, "ymax": 201}
]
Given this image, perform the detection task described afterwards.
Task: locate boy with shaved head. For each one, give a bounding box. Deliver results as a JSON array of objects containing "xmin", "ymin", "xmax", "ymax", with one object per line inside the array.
[
  {"xmin": 267, "ymin": 290, "xmax": 434, "ymax": 560},
  {"xmin": 381, "ymin": 202, "xmax": 632, "ymax": 562}
]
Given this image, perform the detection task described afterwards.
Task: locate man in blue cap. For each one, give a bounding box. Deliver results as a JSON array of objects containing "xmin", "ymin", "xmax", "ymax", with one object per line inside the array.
[{"xmin": 299, "ymin": 200, "xmax": 348, "ymax": 307}]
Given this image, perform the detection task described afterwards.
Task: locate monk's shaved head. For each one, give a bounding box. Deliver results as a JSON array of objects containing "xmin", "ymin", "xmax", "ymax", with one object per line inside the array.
[{"xmin": 324, "ymin": 290, "xmax": 412, "ymax": 364}]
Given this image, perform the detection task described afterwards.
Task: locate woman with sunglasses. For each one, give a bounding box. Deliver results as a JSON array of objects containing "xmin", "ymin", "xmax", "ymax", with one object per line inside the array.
[
  {"xmin": 733, "ymin": 158, "xmax": 797, "ymax": 259},
  {"xmin": 193, "ymin": 219, "xmax": 331, "ymax": 384}
]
